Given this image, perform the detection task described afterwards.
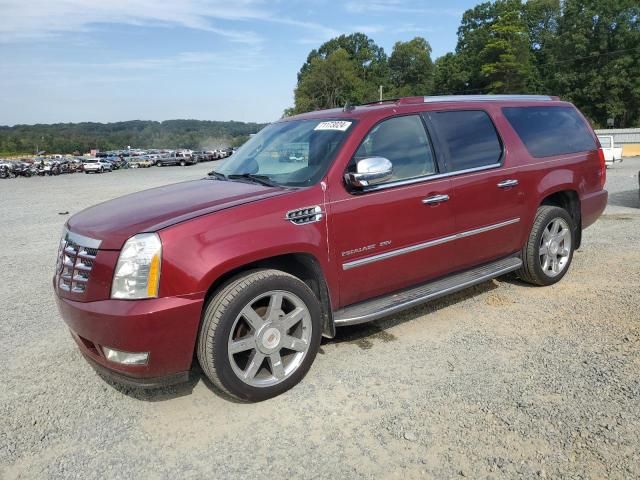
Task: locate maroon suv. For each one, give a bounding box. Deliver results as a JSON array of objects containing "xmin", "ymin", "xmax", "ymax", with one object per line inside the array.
[{"xmin": 54, "ymin": 95, "xmax": 607, "ymax": 401}]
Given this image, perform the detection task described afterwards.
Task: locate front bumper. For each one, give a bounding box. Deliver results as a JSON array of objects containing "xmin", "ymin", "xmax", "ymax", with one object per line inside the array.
[{"xmin": 55, "ymin": 292, "xmax": 204, "ymax": 387}]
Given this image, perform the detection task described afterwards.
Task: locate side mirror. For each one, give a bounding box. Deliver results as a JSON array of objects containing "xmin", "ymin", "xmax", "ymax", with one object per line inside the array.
[{"xmin": 345, "ymin": 157, "xmax": 393, "ymax": 188}]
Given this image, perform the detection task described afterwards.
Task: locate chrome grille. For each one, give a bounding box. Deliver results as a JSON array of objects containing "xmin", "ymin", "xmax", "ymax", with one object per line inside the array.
[{"xmin": 56, "ymin": 232, "xmax": 99, "ymax": 294}]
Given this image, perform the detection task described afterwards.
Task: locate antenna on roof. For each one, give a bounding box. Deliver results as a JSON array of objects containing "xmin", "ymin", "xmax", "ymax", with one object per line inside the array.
[{"xmin": 343, "ymin": 101, "xmax": 356, "ymax": 112}]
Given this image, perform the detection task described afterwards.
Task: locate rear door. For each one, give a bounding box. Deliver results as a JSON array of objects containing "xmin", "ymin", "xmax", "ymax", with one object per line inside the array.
[
  {"xmin": 424, "ymin": 109, "xmax": 526, "ymax": 270},
  {"xmin": 329, "ymin": 114, "xmax": 457, "ymax": 307}
]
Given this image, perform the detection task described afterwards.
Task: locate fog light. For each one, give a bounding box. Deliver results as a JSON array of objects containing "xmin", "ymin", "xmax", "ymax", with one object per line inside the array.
[{"xmin": 102, "ymin": 347, "xmax": 149, "ymax": 365}]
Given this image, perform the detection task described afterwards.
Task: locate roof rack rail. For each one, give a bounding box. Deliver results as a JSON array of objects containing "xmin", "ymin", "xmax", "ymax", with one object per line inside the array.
[
  {"xmin": 422, "ymin": 94, "xmax": 558, "ymax": 103},
  {"xmin": 360, "ymin": 98, "xmax": 401, "ymax": 106}
]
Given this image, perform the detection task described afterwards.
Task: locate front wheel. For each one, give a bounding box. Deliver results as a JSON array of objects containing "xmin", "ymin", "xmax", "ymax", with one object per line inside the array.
[
  {"xmin": 197, "ymin": 269, "xmax": 322, "ymax": 401},
  {"xmin": 517, "ymin": 205, "xmax": 575, "ymax": 286}
]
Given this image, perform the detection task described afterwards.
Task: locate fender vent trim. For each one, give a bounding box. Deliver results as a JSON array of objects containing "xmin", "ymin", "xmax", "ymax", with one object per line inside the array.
[{"xmin": 285, "ymin": 205, "xmax": 324, "ymax": 225}]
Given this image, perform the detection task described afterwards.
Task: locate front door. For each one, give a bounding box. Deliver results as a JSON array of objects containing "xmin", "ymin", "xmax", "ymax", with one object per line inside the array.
[{"xmin": 328, "ymin": 114, "xmax": 457, "ymax": 308}]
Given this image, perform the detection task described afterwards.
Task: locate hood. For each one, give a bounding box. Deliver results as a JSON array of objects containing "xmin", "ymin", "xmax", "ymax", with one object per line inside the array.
[{"xmin": 67, "ymin": 178, "xmax": 289, "ymax": 249}]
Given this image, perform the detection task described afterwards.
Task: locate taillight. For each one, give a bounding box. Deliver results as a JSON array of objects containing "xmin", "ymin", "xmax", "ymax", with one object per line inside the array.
[{"xmin": 597, "ymin": 148, "xmax": 606, "ymax": 189}]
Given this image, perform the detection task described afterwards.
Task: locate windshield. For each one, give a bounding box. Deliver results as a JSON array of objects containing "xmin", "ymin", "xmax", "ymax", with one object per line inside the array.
[{"xmin": 216, "ymin": 119, "xmax": 354, "ymax": 187}]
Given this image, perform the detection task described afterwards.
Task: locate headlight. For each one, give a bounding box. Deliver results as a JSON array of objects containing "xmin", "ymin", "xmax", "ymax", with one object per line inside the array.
[{"xmin": 111, "ymin": 233, "xmax": 162, "ymax": 299}]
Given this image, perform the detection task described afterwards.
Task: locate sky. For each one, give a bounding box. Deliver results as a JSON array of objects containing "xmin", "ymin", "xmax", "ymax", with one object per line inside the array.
[{"xmin": 0, "ymin": 0, "xmax": 480, "ymax": 126}]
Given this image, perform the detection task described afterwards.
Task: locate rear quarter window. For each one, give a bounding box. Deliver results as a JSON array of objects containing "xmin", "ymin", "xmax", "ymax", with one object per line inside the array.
[{"xmin": 503, "ymin": 106, "xmax": 596, "ymax": 158}]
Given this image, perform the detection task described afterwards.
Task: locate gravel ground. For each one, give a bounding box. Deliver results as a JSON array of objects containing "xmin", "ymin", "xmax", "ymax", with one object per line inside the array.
[{"xmin": 1, "ymin": 159, "xmax": 639, "ymax": 479}]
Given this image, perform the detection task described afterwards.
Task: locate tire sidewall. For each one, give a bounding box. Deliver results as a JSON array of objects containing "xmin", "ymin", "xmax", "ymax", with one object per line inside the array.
[
  {"xmin": 205, "ymin": 273, "xmax": 322, "ymax": 401},
  {"xmin": 530, "ymin": 207, "xmax": 575, "ymax": 285}
]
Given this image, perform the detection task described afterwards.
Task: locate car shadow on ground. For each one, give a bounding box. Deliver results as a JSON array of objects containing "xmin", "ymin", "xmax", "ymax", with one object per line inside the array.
[
  {"xmin": 96, "ymin": 364, "xmax": 249, "ymax": 403},
  {"xmin": 325, "ymin": 278, "xmax": 501, "ymax": 350},
  {"xmin": 102, "ymin": 276, "xmax": 505, "ymax": 402},
  {"xmin": 607, "ymin": 189, "xmax": 640, "ymax": 209}
]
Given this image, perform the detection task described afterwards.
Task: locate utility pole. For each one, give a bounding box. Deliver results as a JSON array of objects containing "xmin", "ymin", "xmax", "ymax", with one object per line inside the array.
[{"xmin": 379, "ymin": 85, "xmax": 383, "ymax": 101}]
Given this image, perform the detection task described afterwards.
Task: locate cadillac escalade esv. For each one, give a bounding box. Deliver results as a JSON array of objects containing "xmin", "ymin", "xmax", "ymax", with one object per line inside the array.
[{"xmin": 54, "ymin": 95, "xmax": 608, "ymax": 401}]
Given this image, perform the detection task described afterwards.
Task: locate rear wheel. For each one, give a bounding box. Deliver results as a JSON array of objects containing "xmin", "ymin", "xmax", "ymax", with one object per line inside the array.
[
  {"xmin": 197, "ymin": 269, "xmax": 322, "ymax": 401},
  {"xmin": 518, "ymin": 206, "xmax": 575, "ymax": 286},
  {"xmin": 180, "ymin": 160, "xmax": 186, "ymax": 166}
]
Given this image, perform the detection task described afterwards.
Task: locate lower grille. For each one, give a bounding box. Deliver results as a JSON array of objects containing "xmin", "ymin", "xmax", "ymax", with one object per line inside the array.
[{"xmin": 56, "ymin": 234, "xmax": 99, "ymax": 294}]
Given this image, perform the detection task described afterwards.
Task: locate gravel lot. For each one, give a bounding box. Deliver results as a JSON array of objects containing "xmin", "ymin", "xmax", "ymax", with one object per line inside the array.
[{"xmin": 1, "ymin": 159, "xmax": 639, "ymax": 479}]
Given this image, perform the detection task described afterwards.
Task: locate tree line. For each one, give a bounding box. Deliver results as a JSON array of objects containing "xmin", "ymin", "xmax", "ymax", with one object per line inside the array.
[
  {"xmin": 0, "ymin": 120, "xmax": 265, "ymax": 156},
  {"xmin": 289, "ymin": 0, "xmax": 640, "ymax": 128}
]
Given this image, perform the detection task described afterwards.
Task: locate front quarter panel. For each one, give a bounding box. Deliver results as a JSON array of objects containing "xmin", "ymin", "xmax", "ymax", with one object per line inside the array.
[{"xmin": 157, "ymin": 185, "xmax": 333, "ymax": 301}]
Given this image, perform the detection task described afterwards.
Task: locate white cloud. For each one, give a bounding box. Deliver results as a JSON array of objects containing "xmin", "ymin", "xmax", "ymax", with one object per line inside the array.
[
  {"xmin": 345, "ymin": 0, "xmax": 462, "ymax": 17},
  {"xmin": 0, "ymin": 0, "xmax": 334, "ymax": 45}
]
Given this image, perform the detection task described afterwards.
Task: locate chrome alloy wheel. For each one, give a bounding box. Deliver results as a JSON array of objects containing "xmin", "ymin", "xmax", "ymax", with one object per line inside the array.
[
  {"xmin": 227, "ymin": 290, "xmax": 312, "ymax": 387},
  {"xmin": 539, "ymin": 218, "xmax": 571, "ymax": 277}
]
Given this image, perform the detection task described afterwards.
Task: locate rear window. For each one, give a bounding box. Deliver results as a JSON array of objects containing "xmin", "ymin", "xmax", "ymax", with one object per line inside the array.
[
  {"xmin": 427, "ymin": 110, "xmax": 502, "ymax": 172},
  {"xmin": 503, "ymin": 106, "xmax": 596, "ymax": 158}
]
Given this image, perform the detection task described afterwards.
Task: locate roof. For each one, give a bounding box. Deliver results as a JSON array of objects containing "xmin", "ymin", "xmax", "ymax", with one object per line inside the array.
[{"xmin": 284, "ymin": 94, "xmax": 566, "ymax": 122}]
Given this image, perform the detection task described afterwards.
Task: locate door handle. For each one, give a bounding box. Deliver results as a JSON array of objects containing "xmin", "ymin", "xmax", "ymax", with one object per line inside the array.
[
  {"xmin": 422, "ymin": 194, "xmax": 450, "ymax": 205},
  {"xmin": 497, "ymin": 179, "xmax": 519, "ymax": 189}
]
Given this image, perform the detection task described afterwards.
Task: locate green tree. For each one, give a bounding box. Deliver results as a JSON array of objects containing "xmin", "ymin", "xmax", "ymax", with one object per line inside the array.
[
  {"xmin": 433, "ymin": 52, "xmax": 470, "ymax": 94},
  {"xmin": 547, "ymin": 0, "xmax": 640, "ymax": 127},
  {"xmin": 453, "ymin": 0, "xmax": 535, "ymax": 93},
  {"xmin": 292, "ymin": 33, "xmax": 387, "ymax": 112},
  {"xmin": 0, "ymin": 120, "xmax": 266, "ymax": 155},
  {"xmin": 479, "ymin": 9, "xmax": 532, "ymax": 92},
  {"xmin": 293, "ymin": 48, "xmax": 364, "ymax": 112},
  {"xmin": 523, "ymin": 0, "xmax": 561, "ymax": 93},
  {"xmin": 388, "ymin": 37, "xmax": 435, "ymax": 96}
]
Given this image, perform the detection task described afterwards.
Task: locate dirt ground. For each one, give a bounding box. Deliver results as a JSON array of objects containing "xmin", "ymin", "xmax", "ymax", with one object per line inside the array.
[{"xmin": 1, "ymin": 158, "xmax": 639, "ymax": 479}]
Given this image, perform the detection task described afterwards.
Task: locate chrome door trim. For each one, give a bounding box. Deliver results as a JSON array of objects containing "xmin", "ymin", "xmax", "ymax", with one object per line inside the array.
[
  {"xmin": 342, "ymin": 218, "xmax": 520, "ymax": 270},
  {"xmin": 359, "ymin": 163, "xmax": 501, "ymax": 193}
]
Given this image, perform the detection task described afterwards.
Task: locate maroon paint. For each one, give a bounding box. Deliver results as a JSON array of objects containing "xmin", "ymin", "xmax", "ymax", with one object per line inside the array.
[{"xmin": 55, "ymin": 97, "xmax": 608, "ymax": 382}]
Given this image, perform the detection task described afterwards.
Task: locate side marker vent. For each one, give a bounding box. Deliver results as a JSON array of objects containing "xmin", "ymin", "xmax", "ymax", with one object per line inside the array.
[{"xmin": 285, "ymin": 206, "xmax": 324, "ymax": 225}]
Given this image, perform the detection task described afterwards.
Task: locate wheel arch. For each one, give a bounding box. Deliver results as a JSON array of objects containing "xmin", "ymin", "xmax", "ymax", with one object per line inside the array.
[
  {"xmin": 203, "ymin": 252, "xmax": 335, "ymax": 338},
  {"xmin": 539, "ymin": 189, "xmax": 582, "ymax": 249}
]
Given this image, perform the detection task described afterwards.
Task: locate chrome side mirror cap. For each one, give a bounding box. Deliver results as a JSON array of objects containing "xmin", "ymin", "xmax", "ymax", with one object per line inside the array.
[{"xmin": 345, "ymin": 157, "xmax": 393, "ymax": 188}]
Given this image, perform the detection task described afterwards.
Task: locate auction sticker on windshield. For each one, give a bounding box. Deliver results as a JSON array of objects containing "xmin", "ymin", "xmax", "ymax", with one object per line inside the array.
[{"xmin": 314, "ymin": 121, "xmax": 352, "ymax": 131}]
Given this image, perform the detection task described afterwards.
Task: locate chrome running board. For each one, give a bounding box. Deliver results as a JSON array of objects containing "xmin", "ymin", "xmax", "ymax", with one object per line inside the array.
[{"xmin": 333, "ymin": 256, "xmax": 522, "ymax": 327}]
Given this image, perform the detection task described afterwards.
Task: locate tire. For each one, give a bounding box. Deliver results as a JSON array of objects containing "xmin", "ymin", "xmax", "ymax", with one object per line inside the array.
[
  {"xmin": 197, "ymin": 269, "xmax": 322, "ymax": 402},
  {"xmin": 517, "ymin": 205, "xmax": 576, "ymax": 286},
  {"xmin": 180, "ymin": 160, "xmax": 186, "ymax": 166}
]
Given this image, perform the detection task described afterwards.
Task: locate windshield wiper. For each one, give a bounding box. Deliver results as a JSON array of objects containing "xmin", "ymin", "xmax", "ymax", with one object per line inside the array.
[
  {"xmin": 228, "ymin": 173, "xmax": 279, "ymax": 187},
  {"xmin": 207, "ymin": 170, "xmax": 228, "ymax": 180}
]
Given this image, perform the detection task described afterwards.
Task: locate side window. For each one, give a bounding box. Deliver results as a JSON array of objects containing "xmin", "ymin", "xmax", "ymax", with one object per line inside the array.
[
  {"xmin": 503, "ymin": 106, "xmax": 596, "ymax": 158},
  {"xmin": 428, "ymin": 110, "xmax": 502, "ymax": 172},
  {"xmin": 350, "ymin": 115, "xmax": 437, "ymax": 183}
]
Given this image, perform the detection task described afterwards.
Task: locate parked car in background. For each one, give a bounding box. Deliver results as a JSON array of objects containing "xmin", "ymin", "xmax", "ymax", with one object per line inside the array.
[
  {"xmin": 597, "ymin": 135, "xmax": 623, "ymax": 166},
  {"xmin": 54, "ymin": 95, "xmax": 608, "ymax": 402},
  {"xmin": 129, "ymin": 157, "xmax": 154, "ymax": 168},
  {"xmin": 156, "ymin": 151, "xmax": 197, "ymax": 166},
  {"xmin": 193, "ymin": 151, "xmax": 217, "ymax": 162},
  {"xmin": 0, "ymin": 161, "xmax": 16, "ymax": 178},
  {"xmin": 82, "ymin": 159, "xmax": 112, "ymax": 174},
  {"xmin": 102, "ymin": 156, "xmax": 122, "ymax": 170}
]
